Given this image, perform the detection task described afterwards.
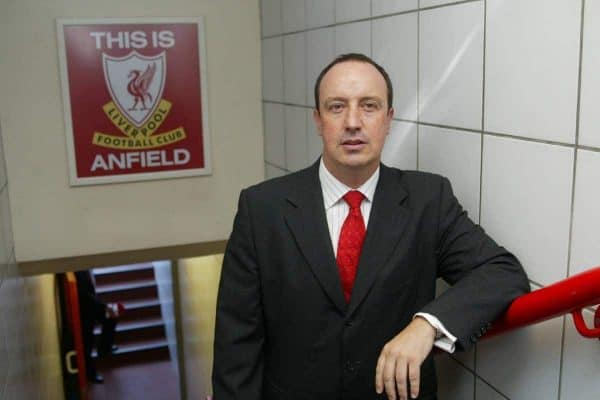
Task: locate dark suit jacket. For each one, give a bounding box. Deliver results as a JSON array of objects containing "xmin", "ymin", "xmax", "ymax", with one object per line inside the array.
[{"xmin": 213, "ymin": 161, "xmax": 529, "ymax": 400}]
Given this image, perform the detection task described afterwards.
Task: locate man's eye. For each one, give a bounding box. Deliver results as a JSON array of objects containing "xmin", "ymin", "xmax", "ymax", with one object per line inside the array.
[
  {"xmin": 362, "ymin": 102, "xmax": 379, "ymax": 111},
  {"xmin": 328, "ymin": 103, "xmax": 344, "ymax": 112}
]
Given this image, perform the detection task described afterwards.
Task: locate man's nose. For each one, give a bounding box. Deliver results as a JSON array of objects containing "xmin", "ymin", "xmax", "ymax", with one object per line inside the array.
[{"xmin": 344, "ymin": 105, "xmax": 361, "ymax": 131}]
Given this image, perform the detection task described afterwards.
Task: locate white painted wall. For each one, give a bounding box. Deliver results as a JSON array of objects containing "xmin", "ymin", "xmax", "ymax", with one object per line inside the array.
[{"xmin": 0, "ymin": 0, "xmax": 263, "ymax": 262}]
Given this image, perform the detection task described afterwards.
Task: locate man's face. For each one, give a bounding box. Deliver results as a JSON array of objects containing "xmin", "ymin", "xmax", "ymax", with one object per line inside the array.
[{"xmin": 313, "ymin": 60, "xmax": 393, "ymax": 181}]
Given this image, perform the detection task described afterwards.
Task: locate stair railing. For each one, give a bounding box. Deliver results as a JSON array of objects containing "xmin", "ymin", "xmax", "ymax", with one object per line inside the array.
[{"xmin": 484, "ymin": 265, "xmax": 600, "ymax": 340}]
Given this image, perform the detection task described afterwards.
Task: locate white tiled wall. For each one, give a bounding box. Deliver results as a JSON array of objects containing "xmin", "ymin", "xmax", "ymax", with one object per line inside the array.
[
  {"xmin": 335, "ymin": 20, "xmax": 371, "ymax": 56},
  {"xmin": 372, "ymin": 12, "xmax": 418, "ymax": 120},
  {"xmin": 419, "ymin": 126, "xmax": 481, "ymax": 222},
  {"xmin": 283, "ymin": 33, "xmax": 306, "ymax": 105},
  {"xmin": 260, "ymin": 1, "xmax": 600, "ymax": 398},
  {"xmin": 419, "ymin": 1, "xmax": 484, "ymax": 129},
  {"xmin": 372, "ymin": 0, "xmax": 418, "ymax": 16},
  {"xmin": 306, "ymin": 0, "xmax": 335, "ymax": 29},
  {"xmin": 262, "ymin": 37, "xmax": 283, "ymax": 102},
  {"xmin": 569, "ymin": 150, "xmax": 600, "ymax": 276},
  {"xmin": 579, "ymin": 0, "xmax": 600, "ymax": 148},
  {"xmin": 484, "ymin": 0, "xmax": 580, "ymax": 143},
  {"xmin": 380, "ymin": 121, "xmax": 417, "ymax": 170},
  {"xmin": 481, "ymin": 136, "xmax": 573, "ymax": 286}
]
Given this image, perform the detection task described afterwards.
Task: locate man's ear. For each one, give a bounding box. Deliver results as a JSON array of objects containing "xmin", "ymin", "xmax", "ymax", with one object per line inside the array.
[
  {"xmin": 386, "ymin": 107, "xmax": 394, "ymax": 135},
  {"xmin": 312, "ymin": 108, "xmax": 323, "ymax": 136}
]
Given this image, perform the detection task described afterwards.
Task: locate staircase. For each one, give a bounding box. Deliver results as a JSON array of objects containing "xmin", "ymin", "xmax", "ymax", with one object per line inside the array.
[{"xmin": 92, "ymin": 263, "xmax": 172, "ymax": 366}]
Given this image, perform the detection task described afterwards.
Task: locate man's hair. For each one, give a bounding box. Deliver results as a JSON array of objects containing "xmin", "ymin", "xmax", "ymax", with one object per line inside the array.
[{"xmin": 313, "ymin": 53, "xmax": 394, "ymax": 112}]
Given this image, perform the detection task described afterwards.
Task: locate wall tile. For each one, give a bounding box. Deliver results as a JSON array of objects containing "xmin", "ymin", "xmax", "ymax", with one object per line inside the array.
[
  {"xmin": 381, "ymin": 121, "xmax": 417, "ymax": 170},
  {"xmin": 0, "ymin": 123, "xmax": 6, "ymax": 189},
  {"xmin": 0, "ymin": 189, "xmax": 13, "ymax": 266},
  {"xmin": 263, "ymin": 103, "xmax": 286, "ymax": 168},
  {"xmin": 485, "ymin": 0, "xmax": 580, "ymax": 143},
  {"xmin": 284, "ymin": 33, "xmax": 307, "ymax": 105},
  {"xmin": 306, "ymin": 28, "xmax": 335, "ymax": 107},
  {"xmin": 418, "ymin": 126, "xmax": 481, "ymax": 223},
  {"xmin": 335, "ymin": 0, "xmax": 371, "ymax": 23},
  {"xmin": 335, "ymin": 20, "xmax": 371, "ymax": 56},
  {"xmin": 419, "ymin": 1, "xmax": 483, "ymax": 129},
  {"xmin": 560, "ymin": 309, "xmax": 600, "ymax": 400},
  {"xmin": 265, "ymin": 163, "xmax": 287, "ymax": 179},
  {"xmin": 282, "ymin": 0, "xmax": 305, "ymax": 32},
  {"xmin": 372, "ymin": 0, "xmax": 418, "ymax": 16},
  {"xmin": 262, "ymin": 37, "xmax": 284, "ymax": 102},
  {"xmin": 0, "ymin": 306, "xmax": 7, "ymax": 394},
  {"xmin": 372, "ymin": 13, "xmax": 418, "ymax": 120},
  {"xmin": 261, "ymin": 0, "xmax": 282, "ymax": 37},
  {"xmin": 436, "ymin": 355, "xmax": 475, "ymax": 400},
  {"xmin": 579, "ymin": 0, "xmax": 600, "ymax": 148},
  {"xmin": 569, "ymin": 150, "xmax": 600, "ymax": 276},
  {"xmin": 477, "ymin": 296, "xmax": 563, "ymax": 400},
  {"xmin": 475, "ymin": 378, "xmax": 507, "ymax": 400},
  {"xmin": 481, "ymin": 136, "xmax": 573, "ymax": 286},
  {"xmin": 285, "ymin": 106, "xmax": 309, "ymax": 172},
  {"xmin": 306, "ymin": 109, "xmax": 322, "ymax": 163},
  {"xmin": 420, "ymin": 0, "xmax": 463, "ymax": 7},
  {"xmin": 306, "ymin": 0, "xmax": 335, "ymax": 29}
]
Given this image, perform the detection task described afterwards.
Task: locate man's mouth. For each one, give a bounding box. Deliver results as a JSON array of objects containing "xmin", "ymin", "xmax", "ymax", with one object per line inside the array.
[{"xmin": 341, "ymin": 139, "xmax": 366, "ymax": 150}]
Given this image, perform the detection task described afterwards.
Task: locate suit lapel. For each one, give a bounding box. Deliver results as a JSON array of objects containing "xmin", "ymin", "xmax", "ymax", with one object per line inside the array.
[
  {"xmin": 347, "ymin": 164, "xmax": 409, "ymax": 317},
  {"xmin": 284, "ymin": 162, "xmax": 347, "ymax": 314}
]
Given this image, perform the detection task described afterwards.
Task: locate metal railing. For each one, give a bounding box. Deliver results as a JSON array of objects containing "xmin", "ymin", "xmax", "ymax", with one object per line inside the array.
[{"xmin": 485, "ymin": 266, "xmax": 600, "ymax": 340}]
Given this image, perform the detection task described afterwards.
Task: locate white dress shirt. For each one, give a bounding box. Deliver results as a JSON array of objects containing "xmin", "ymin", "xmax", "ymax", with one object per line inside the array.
[{"xmin": 319, "ymin": 159, "xmax": 457, "ymax": 353}]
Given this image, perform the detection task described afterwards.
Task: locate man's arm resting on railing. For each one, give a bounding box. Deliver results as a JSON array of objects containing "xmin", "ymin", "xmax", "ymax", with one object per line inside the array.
[{"xmin": 419, "ymin": 177, "xmax": 531, "ymax": 351}]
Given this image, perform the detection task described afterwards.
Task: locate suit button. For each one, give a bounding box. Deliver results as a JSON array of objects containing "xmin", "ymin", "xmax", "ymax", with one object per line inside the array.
[{"xmin": 344, "ymin": 361, "xmax": 355, "ymax": 372}]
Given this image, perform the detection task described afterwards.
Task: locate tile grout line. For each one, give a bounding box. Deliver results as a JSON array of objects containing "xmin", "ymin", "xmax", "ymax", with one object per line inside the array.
[
  {"xmin": 304, "ymin": 0, "xmax": 310, "ymax": 169},
  {"xmin": 416, "ymin": 0, "xmax": 421, "ymax": 171},
  {"xmin": 558, "ymin": 1, "xmax": 586, "ymax": 398},
  {"xmin": 261, "ymin": 0, "xmax": 482, "ymax": 40},
  {"xmin": 280, "ymin": 0, "xmax": 288, "ymax": 172},
  {"xmin": 475, "ymin": 1, "xmax": 487, "ymax": 396}
]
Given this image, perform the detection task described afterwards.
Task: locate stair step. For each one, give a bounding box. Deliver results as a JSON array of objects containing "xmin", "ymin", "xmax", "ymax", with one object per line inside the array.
[
  {"xmin": 96, "ymin": 279, "xmax": 157, "ymax": 293},
  {"xmin": 93, "ymin": 339, "xmax": 171, "ymax": 366},
  {"xmin": 96, "ymin": 280, "xmax": 158, "ymax": 303},
  {"xmin": 121, "ymin": 299, "xmax": 162, "ymax": 310},
  {"xmin": 93, "ymin": 263, "xmax": 156, "ymax": 275},
  {"xmin": 94, "ymin": 267, "xmax": 156, "ymax": 286},
  {"xmin": 94, "ymin": 317, "xmax": 165, "ymax": 335},
  {"xmin": 92, "ymin": 338, "xmax": 169, "ymax": 358},
  {"xmin": 119, "ymin": 303, "xmax": 164, "ymax": 323}
]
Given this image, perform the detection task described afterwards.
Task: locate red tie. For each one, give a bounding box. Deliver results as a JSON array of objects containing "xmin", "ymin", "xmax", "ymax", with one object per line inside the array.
[{"xmin": 336, "ymin": 190, "xmax": 366, "ymax": 303}]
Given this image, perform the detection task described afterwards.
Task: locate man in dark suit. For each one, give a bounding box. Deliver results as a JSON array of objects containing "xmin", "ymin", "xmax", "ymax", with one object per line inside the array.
[
  {"xmin": 75, "ymin": 269, "xmax": 119, "ymax": 384},
  {"xmin": 213, "ymin": 53, "xmax": 529, "ymax": 400}
]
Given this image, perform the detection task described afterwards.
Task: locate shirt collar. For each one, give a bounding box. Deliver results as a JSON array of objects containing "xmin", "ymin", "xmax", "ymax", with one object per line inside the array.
[{"xmin": 319, "ymin": 158, "xmax": 379, "ymax": 209}]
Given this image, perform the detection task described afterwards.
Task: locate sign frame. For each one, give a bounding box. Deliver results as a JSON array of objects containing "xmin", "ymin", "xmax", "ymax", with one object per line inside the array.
[{"xmin": 56, "ymin": 17, "xmax": 212, "ymax": 186}]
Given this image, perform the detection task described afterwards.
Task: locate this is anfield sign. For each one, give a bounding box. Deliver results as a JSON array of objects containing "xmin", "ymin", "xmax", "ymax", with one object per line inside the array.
[{"xmin": 57, "ymin": 18, "xmax": 211, "ymax": 185}]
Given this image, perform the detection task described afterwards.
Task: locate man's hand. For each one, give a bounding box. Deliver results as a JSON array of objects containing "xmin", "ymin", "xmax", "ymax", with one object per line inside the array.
[{"xmin": 375, "ymin": 317, "xmax": 437, "ymax": 400}]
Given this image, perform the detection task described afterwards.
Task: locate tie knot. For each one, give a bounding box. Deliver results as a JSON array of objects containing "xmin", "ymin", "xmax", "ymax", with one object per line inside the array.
[{"xmin": 343, "ymin": 190, "xmax": 365, "ymax": 209}]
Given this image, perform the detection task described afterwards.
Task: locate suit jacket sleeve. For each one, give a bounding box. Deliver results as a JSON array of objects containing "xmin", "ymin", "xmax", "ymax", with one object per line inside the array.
[
  {"xmin": 420, "ymin": 177, "xmax": 530, "ymax": 350},
  {"xmin": 213, "ymin": 189, "xmax": 265, "ymax": 399}
]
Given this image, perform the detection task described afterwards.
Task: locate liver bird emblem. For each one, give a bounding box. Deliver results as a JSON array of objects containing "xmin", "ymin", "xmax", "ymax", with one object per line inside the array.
[
  {"xmin": 103, "ymin": 51, "xmax": 166, "ymax": 127},
  {"xmin": 127, "ymin": 63, "xmax": 156, "ymax": 111}
]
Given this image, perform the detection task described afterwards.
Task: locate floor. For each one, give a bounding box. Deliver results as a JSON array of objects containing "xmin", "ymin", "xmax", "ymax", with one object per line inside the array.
[{"xmin": 87, "ymin": 360, "xmax": 180, "ymax": 400}]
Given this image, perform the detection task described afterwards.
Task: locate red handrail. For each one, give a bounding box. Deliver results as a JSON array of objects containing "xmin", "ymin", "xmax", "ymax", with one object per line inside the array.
[{"xmin": 485, "ymin": 266, "xmax": 600, "ymax": 339}]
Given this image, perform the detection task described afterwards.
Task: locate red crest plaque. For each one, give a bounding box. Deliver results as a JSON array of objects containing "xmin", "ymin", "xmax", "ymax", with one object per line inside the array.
[{"xmin": 57, "ymin": 18, "xmax": 211, "ymax": 185}]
